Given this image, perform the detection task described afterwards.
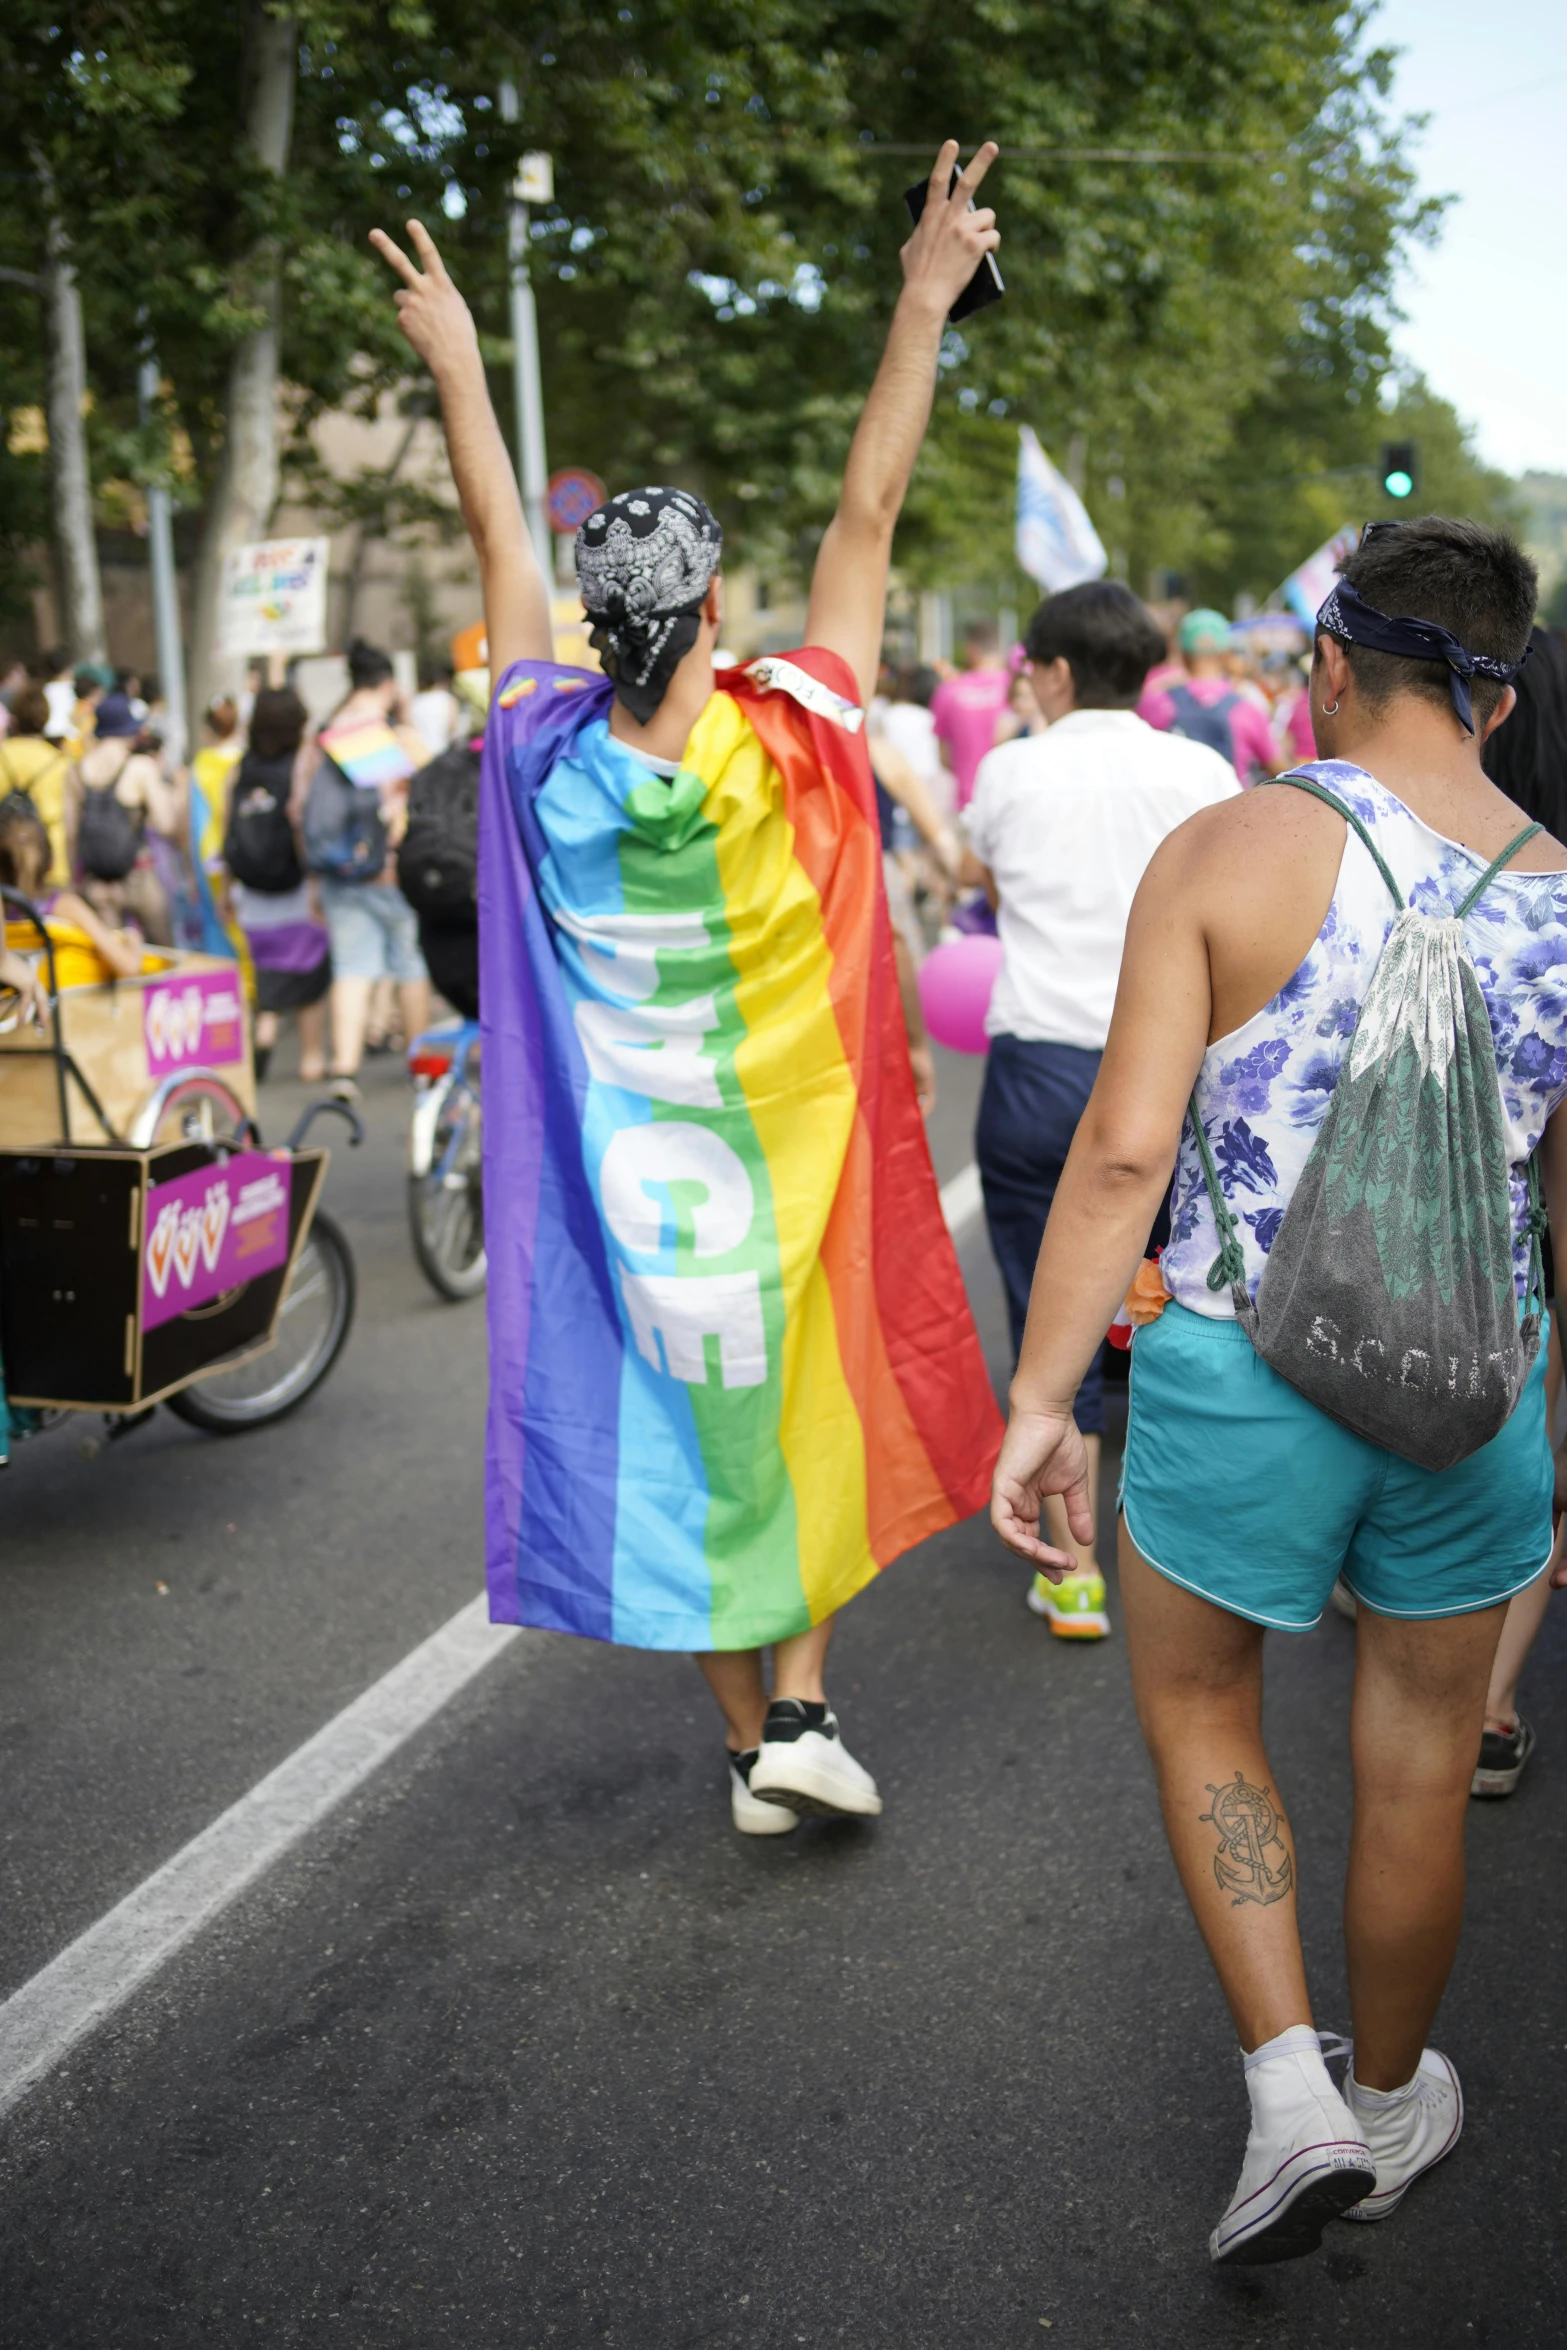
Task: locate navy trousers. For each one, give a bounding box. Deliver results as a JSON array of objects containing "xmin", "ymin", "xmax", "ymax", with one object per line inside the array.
[{"xmin": 975, "ymin": 1033, "xmax": 1105, "ymax": 1434}]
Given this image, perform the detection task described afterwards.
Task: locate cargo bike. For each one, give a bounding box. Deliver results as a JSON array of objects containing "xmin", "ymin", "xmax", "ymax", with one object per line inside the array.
[{"xmin": 0, "ymin": 887, "xmax": 358, "ymax": 1444}]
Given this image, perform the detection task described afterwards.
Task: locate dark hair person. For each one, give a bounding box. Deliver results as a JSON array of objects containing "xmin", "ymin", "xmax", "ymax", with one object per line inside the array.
[
  {"xmin": 1024, "ymin": 579, "xmax": 1168, "ymax": 709},
  {"xmin": 1481, "ymin": 625, "xmax": 1567, "ymax": 840}
]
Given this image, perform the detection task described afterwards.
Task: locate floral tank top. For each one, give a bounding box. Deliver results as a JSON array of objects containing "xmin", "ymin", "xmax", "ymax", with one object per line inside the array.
[{"xmin": 1162, "ymin": 761, "xmax": 1567, "ymax": 1319}]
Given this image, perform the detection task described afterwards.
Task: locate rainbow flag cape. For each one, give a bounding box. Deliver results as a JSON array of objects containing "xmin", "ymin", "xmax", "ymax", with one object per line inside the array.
[{"xmin": 480, "ymin": 647, "xmax": 1002, "ymax": 1650}]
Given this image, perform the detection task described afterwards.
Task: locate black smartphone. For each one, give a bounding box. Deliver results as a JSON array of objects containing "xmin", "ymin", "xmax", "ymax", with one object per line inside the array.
[{"xmin": 903, "ymin": 166, "xmax": 1004, "ymax": 323}]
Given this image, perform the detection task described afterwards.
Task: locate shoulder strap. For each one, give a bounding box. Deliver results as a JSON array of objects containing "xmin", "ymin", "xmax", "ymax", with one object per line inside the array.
[
  {"xmin": 1262, "ymin": 771, "xmax": 1405, "ymax": 912},
  {"xmin": 1454, "ymin": 823, "xmax": 1541, "ymax": 919}
]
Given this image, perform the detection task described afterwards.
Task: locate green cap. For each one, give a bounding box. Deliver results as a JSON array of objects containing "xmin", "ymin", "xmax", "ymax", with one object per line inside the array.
[{"xmin": 1179, "ymin": 608, "xmax": 1233, "ymax": 655}]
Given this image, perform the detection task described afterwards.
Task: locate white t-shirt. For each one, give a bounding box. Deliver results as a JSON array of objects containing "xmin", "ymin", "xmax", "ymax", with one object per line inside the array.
[{"xmin": 967, "ymin": 708, "xmax": 1238, "ymax": 1051}]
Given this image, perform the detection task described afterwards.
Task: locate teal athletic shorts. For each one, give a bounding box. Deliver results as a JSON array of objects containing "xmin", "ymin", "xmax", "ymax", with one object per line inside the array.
[{"xmin": 1120, "ymin": 1300, "xmax": 1554, "ymax": 1630}]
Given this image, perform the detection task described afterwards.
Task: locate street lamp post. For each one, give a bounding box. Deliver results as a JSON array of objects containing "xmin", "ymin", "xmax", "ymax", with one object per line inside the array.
[
  {"xmin": 137, "ymin": 344, "xmax": 188, "ymax": 767},
  {"xmin": 497, "ymin": 83, "xmax": 551, "ymax": 569}
]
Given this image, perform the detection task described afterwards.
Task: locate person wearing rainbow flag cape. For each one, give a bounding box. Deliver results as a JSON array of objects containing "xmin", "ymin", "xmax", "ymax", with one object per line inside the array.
[{"xmin": 371, "ymin": 143, "xmax": 1004, "ymax": 1833}]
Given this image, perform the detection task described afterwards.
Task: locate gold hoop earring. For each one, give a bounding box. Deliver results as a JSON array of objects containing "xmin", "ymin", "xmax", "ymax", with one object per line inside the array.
[{"xmin": 1320, "ymin": 697, "xmax": 1340, "ymax": 716}]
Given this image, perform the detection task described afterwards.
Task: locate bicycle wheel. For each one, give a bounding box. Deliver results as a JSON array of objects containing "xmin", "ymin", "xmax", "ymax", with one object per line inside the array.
[
  {"xmin": 165, "ymin": 1208, "xmax": 355, "ymax": 1432},
  {"xmin": 408, "ymin": 1081, "xmax": 485, "ymax": 1300},
  {"xmin": 131, "ymin": 1071, "xmax": 251, "ymax": 1150}
]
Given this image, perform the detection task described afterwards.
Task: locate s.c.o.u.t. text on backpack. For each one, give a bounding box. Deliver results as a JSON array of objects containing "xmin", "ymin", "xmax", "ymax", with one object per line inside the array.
[{"xmin": 1192, "ymin": 772, "xmax": 1547, "ymax": 1473}]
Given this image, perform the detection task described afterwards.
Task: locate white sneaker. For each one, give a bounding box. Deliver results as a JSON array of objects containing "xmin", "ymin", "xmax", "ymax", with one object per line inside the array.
[
  {"xmin": 1209, "ymin": 2026, "xmax": 1375, "ymax": 2265},
  {"xmin": 729, "ymin": 1750, "xmax": 799, "ymax": 1836},
  {"xmin": 746, "ymin": 1699, "xmax": 883, "ymax": 1819},
  {"xmin": 1342, "ymin": 2049, "xmax": 1463, "ymax": 2221}
]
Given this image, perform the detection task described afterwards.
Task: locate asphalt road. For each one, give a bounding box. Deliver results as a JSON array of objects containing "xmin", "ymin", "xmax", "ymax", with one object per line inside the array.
[{"xmin": 2, "ymin": 1040, "xmax": 1564, "ymax": 2348}]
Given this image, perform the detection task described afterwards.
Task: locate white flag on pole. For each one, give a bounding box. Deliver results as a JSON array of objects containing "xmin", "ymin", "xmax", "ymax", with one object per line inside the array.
[{"xmin": 1015, "ymin": 427, "xmax": 1108, "ymax": 592}]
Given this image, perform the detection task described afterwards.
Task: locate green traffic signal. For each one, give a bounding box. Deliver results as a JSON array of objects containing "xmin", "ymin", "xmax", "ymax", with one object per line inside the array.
[{"xmin": 1380, "ymin": 440, "xmax": 1418, "ymax": 500}]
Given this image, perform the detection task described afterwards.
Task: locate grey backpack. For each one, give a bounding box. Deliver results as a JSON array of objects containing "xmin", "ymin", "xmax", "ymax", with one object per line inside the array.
[{"xmin": 1193, "ymin": 774, "xmax": 1546, "ymax": 1473}]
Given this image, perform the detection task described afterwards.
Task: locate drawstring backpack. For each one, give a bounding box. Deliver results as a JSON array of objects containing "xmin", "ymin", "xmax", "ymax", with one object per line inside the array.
[{"xmin": 1192, "ymin": 773, "xmax": 1547, "ymax": 1473}]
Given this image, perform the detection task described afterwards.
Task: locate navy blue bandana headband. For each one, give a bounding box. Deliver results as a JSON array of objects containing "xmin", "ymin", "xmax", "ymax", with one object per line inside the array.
[{"xmin": 1316, "ymin": 576, "xmax": 1529, "ymax": 737}]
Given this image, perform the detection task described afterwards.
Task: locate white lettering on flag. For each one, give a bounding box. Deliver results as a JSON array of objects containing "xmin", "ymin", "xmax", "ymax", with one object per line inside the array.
[
  {"xmin": 619, "ymin": 1268, "xmax": 767, "ymax": 1388},
  {"xmin": 600, "ymin": 1123, "xmax": 754, "ymax": 1259}
]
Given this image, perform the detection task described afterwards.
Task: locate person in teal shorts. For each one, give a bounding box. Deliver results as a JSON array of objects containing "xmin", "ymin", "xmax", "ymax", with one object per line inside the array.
[{"xmin": 990, "ymin": 517, "xmax": 1567, "ymax": 2265}]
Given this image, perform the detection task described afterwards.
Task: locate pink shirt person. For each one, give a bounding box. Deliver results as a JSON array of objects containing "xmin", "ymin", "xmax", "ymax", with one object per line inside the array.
[{"xmin": 930, "ymin": 631, "xmax": 1012, "ymax": 808}]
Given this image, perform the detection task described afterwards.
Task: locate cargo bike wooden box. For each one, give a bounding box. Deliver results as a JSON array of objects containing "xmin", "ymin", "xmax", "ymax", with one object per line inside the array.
[{"xmin": 0, "ymin": 891, "xmax": 357, "ymax": 1436}]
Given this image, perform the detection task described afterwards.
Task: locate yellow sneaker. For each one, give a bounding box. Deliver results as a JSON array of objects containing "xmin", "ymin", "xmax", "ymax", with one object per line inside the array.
[{"xmin": 1027, "ymin": 1569, "xmax": 1111, "ymax": 1639}]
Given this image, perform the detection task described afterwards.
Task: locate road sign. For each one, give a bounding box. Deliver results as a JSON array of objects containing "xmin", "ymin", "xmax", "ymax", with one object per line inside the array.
[{"xmin": 547, "ymin": 468, "xmax": 608, "ymax": 536}]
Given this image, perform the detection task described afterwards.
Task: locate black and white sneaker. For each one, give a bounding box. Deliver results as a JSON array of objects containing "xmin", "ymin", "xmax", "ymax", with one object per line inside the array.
[
  {"xmin": 1471, "ymin": 1715, "xmax": 1536, "ymax": 1799},
  {"xmin": 746, "ymin": 1699, "xmax": 882, "ymax": 1819},
  {"xmin": 729, "ymin": 1747, "xmax": 798, "ymax": 1836}
]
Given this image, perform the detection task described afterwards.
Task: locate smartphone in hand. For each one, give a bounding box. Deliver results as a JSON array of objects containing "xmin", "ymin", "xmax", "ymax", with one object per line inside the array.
[{"xmin": 903, "ymin": 167, "xmax": 1005, "ymax": 323}]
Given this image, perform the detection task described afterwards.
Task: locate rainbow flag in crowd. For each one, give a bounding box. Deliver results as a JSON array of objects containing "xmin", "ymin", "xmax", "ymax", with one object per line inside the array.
[
  {"xmin": 318, "ymin": 718, "xmax": 415, "ymax": 790},
  {"xmin": 481, "ymin": 648, "xmax": 1002, "ymax": 1651}
]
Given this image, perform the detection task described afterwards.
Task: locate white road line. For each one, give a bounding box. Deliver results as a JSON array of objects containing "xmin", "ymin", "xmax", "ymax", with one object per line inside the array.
[
  {"xmin": 1, "ymin": 1161, "xmax": 986, "ymax": 2121},
  {"xmin": 940, "ymin": 1160, "xmax": 983, "ymax": 1238},
  {"xmin": 0, "ymin": 1594, "xmax": 521, "ymax": 2122}
]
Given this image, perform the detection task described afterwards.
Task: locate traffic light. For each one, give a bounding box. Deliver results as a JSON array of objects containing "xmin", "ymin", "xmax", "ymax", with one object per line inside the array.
[{"xmin": 1380, "ymin": 440, "xmax": 1418, "ymax": 500}]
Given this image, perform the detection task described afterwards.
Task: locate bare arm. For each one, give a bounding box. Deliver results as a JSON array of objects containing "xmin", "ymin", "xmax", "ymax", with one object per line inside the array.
[
  {"xmin": 50, "ymin": 889, "xmax": 145, "ymax": 978},
  {"xmin": 891, "ymin": 928, "xmax": 936, "ymax": 1116},
  {"xmin": 370, "ymin": 220, "xmax": 552, "ymax": 676},
  {"xmin": 805, "ymin": 142, "xmax": 1000, "ymax": 705},
  {"xmin": 869, "ymin": 734, "xmax": 958, "ymax": 870},
  {"xmin": 989, "ymin": 831, "xmax": 1215, "ymax": 1571}
]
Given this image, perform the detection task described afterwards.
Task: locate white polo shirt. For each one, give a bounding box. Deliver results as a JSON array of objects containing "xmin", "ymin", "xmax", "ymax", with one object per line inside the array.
[{"xmin": 967, "ymin": 708, "xmax": 1238, "ymax": 1051}]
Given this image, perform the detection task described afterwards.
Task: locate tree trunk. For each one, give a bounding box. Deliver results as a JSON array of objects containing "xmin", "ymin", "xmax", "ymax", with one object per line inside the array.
[
  {"xmin": 34, "ymin": 172, "xmax": 106, "ymax": 665},
  {"xmin": 187, "ymin": 9, "xmax": 297, "ymax": 734}
]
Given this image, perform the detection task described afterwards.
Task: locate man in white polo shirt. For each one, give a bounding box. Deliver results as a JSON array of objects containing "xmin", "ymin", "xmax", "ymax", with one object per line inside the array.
[{"xmin": 968, "ymin": 579, "xmax": 1238, "ymax": 1637}]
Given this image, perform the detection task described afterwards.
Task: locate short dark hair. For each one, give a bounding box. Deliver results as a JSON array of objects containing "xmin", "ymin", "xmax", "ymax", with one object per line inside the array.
[
  {"xmin": 1481, "ymin": 626, "xmax": 1567, "ymax": 837},
  {"xmin": 0, "ymin": 792, "xmax": 50, "ymax": 892},
  {"xmin": 895, "ymin": 663, "xmax": 939, "ymax": 709},
  {"xmin": 8, "ymin": 684, "xmax": 49, "ymax": 736},
  {"xmin": 347, "ymin": 637, "xmax": 394, "ymax": 691},
  {"xmin": 248, "ymin": 686, "xmax": 308, "ymax": 762},
  {"xmin": 1024, "ymin": 581, "xmax": 1165, "ymax": 709},
  {"xmin": 963, "ymin": 618, "xmax": 1000, "ymax": 654},
  {"xmin": 1327, "ymin": 517, "xmax": 1537, "ymax": 730}
]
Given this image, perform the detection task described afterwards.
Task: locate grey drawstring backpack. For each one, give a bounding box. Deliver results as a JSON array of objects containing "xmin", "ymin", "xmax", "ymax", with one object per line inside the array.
[{"xmin": 1192, "ymin": 774, "xmax": 1547, "ymax": 1473}]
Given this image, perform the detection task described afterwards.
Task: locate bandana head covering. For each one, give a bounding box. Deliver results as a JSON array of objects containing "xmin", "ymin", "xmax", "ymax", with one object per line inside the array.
[
  {"xmin": 575, "ymin": 487, "xmax": 723, "ymax": 724},
  {"xmin": 1316, "ymin": 573, "xmax": 1530, "ymax": 737}
]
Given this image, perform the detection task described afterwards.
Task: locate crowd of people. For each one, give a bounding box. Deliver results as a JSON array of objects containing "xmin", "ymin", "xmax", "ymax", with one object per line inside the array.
[
  {"xmin": 367, "ymin": 153, "xmax": 1567, "ymax": 2275},
  {"xmin": 0, "ymin": 641, "xmax": 486, "ymax": 1099},
  {"xmin": 1, "ymin": 134, "xmax": 1561, "ymax": 2280}
]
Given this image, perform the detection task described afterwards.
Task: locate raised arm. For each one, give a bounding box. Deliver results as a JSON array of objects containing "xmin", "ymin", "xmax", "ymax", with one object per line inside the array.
[
  {"xmin": 370, "ymin": 220, "xmax": 553, "ymax": 675},
  {"xmin": 805, "ymin": 141, "xmax": 1000, "ymax": 706}
]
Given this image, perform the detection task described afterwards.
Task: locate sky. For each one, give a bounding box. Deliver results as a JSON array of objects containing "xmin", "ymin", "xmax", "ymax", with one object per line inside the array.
[{"xmin": 1374, "ymin": 0, "xmax": 1567, "ymax": 477}]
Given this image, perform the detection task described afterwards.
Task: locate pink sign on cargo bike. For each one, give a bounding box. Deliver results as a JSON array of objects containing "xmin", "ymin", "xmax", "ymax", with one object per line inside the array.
[
  {"xmin": 141, "ymin": 1150, "xmax": 293, "ymax": 1332},
  {"xmin": 142, "ymin": 969, "xmax": 245, "ymax": 1077}
]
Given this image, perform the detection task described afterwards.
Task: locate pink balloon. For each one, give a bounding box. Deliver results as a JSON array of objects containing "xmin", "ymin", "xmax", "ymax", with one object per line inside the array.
[{"xmin": 917, "ymin": 934, "xmax": 1004, "ymax": 1056}]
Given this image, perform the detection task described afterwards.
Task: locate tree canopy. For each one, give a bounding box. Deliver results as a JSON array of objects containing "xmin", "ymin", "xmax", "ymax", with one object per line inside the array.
[{"xmin": 0, "ymin": 0, "xmax": 1528, "ymax": 653}]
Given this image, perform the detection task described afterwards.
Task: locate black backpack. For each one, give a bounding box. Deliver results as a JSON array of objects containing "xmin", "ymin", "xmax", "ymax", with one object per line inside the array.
[
  {"xmin": 76, "ymin": 779, "xmax": 141, "ymax": 881},
  {"xmin": 223, "ymin": 748, "xmax": 302, "ymax": 894},
  {"xmin": 302, "ymin": 752, "xmax": 389, "ymax": 882},
  {"xmin": 396, "ymin": 740, "xmax": 480, "ymax": 919},
  {"xmin": 1163, "ymin": 682, "xmax": 1240, "ymax": 764}
]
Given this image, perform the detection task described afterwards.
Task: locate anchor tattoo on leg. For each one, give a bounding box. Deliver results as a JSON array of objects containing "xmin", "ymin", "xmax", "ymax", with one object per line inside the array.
[{"xmin": 1200, "ymin": 1770, "xmax": 1294, "ymax": 1908}]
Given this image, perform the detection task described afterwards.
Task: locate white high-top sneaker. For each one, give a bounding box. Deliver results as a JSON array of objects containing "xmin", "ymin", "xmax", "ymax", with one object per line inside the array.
[
  {"xmin": 728, "ymin": 1750, "xmax": 798, "ymax": 1836},
  {"xmin": 1342, "ymin": 2050, "xmax": 1463, "ymax": 2221},
  {"xmin": 1209, "ymin": 2025, "xmax": 1375, "ymax": 2265},
  {"xmin": 746, "ymin": 1699, "xmax": 882, "ymax": 1818}
]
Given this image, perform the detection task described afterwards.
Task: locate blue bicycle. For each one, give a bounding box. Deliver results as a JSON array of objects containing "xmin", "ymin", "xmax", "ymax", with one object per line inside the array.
[{"xmin": 407, "ymin": 1018, "xmax": 484, "ymax": 1300}]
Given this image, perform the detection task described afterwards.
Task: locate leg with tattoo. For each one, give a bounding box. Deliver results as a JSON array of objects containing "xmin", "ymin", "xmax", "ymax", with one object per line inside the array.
[{"xmin": 1118, "ymin": 1528, "xmax": 1312, "ymax": 2050}]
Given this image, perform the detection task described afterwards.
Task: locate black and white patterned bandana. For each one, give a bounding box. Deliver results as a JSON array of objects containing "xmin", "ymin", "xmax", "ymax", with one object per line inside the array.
[
  {"xmin": 575, "ymin": 487, "xmax": 724, "ymax": 723},
  {"xmin": 1317, "ymin": 577, "xmax": 1530, "ymax": 737}
]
